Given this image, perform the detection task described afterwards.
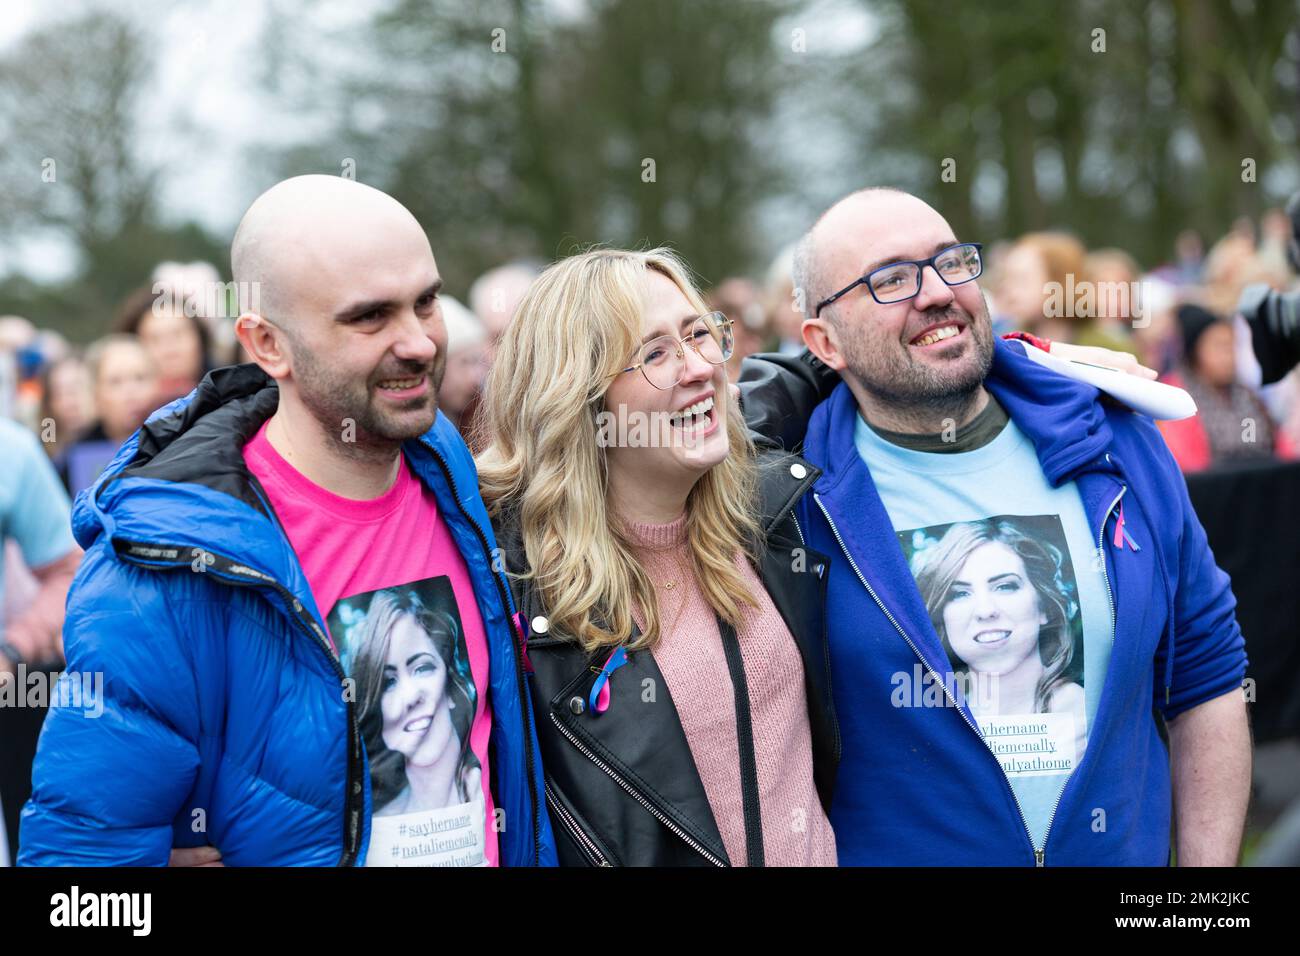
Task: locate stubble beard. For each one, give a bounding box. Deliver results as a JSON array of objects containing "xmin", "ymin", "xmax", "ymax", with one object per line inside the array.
[
  {"xmin": 839, "ymin": 299, "xmax": 996, "ymax": 429},
  {"xmin": 292, "ymin": 340, "xmax": 445, "ymax": 457}
]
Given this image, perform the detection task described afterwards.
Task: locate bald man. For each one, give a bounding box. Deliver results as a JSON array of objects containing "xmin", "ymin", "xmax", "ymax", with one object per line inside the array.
[
  {"xmin": 739, "ymin": 188, "xmax": 1250, "ymax": 866},
  {"xmin": 467, "ymin": 261, "xmax": 541, "ymax": 347},
  {"xmin": 20, "ymin": 176, "xmax": 556, "ymax": 867}
]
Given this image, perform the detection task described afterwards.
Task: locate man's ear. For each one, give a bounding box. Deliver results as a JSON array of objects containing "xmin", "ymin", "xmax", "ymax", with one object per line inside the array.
[
  {"xmin": 802, "ymin": 316, "xmax": 848, "ymax": 372},
  {"xmin": 235, "ymin": 312, "xmax": 292, "ymax": 381}
]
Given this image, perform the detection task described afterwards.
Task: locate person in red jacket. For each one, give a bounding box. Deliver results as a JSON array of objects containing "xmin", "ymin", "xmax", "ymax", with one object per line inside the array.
[{"xmin": 1158, "ymin": 304, "xmax": 1295, "ymax": 471}]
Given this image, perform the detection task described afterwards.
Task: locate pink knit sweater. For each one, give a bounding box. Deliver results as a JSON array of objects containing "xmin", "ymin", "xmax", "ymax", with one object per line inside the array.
[{"xmin": 627, "ymin": 513, "xmax": 837, "ymax": 867}]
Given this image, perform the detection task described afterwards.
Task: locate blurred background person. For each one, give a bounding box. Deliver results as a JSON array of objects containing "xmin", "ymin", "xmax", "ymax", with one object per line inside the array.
[
  {"xmin": 57, "ymin": 334, "xmax": 157, "ymax": 495},
  {"xmin": 1173, "ymin": 230, "xmax": 1206, "ymax": 286},
  {"xmin": 0, "ymin": 413, "xmax": 81, "ymax": 867},
  {"xmin": 1158, "ymin": 304, "xmax": 1294, "ymax": 472},
  {"xmin": 977, "ymin": 240, "xmax": 1015, "ymax": 334},
  {"xmin": 1128, "ymin": 274, "xmax": 1181, "ymax": 377},
  {"xmin": 994, "ymin": 232, "xmax": 1083, "ymax": 340},
  {"xmin": 1254, "ymin": 209, "xmax": 1294, "ymax": 283},
  {"xmin": 1235, "ymin": 205, "xmax": 1300, "ymax": 461},
  {"xmin": 0, "ymin": 316, "xmax": 42, "ymax": 429},
  {"xmin": 995, "ymin": 231, "xmax": 1134, "ymax": 353},
  {"xmin": 436, "ymin": 295, "xmax": 488, "ymax": 435},
  {"xmin": 707, "ymin": 276, "xmax": 769, "ymax": 380},
  {"xmin": 462, "ymin": 260, "xmax": 542, "ymax": 446},
  {"xmin": 0, "ymin": 316, "xmax": 36, "ymax": 352},
  {"xmin": 762, "ymin": 243, "xmax": 802, "ymax": 355},
  {"xmin": 1151, "ymin": 229, "xmax": 1206, "ymax": 288},
  {"xmin": 112, "ymin": 284, "xmax": 211, "ymax": 406},
  {"xmin": 153, "ymin": 260, "xmax": 240, "ymax": 367},
  {"xmin": 1200, "ymin": 230, "xmax": 1263, "ymax": 318},
  {"xmin": 1081, "ymin": 248, "xmax": 1141, "ymax": 355},
  {"xmin": 38, "ymin": 353, "xmax": 93, "ymax": 461},
  {"xmin": 468, "ymin": 260, "xmax": 542, "ymax": 361}
]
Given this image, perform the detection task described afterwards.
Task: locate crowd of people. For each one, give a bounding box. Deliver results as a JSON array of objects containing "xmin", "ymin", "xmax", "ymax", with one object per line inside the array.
[
  {"xmin": 712, "ymin": 215, "xmax": 1299, "ymax": 473},
  {"xmin": 2, "ymin": 209, "xmax": 1295, "ymax": 497},
  {"xmin": 0, "ymin": 173, "xmax": 1288, "ymax": 868}
]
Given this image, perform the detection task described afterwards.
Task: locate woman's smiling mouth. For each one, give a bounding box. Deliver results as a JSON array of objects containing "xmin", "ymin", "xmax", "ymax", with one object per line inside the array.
[{"xmin": 668, "ymin": 394, "xmax": 715, "ymax": 431}]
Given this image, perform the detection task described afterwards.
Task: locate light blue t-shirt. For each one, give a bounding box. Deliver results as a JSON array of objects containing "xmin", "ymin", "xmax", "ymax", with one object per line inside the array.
[
  {"xmin": 1, "ymin": 417, "xmax": 75, "ymax": 643},
  {"xmin": 854, "ymin": 404, "xmax": 1113, "ymax": 851}
]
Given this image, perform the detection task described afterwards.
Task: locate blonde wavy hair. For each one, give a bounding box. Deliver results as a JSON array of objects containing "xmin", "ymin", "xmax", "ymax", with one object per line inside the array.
[{"xmin": 475, "ymin": 247, "xmax": 761, "ymax": 652}]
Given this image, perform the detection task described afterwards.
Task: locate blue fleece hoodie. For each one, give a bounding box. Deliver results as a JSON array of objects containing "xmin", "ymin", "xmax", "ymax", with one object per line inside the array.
[{"xmin": 799, "ymin": 338, "xmax": 1247, "ymax": 865}]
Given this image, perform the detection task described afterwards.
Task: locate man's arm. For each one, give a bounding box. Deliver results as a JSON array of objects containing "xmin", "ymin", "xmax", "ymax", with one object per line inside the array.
[
  {"xmin": 737, "ymin": 349, "xmax": 839, "ymax": 450},
  {"xmin": 1159, "ymin": 518, "xmax": 1252, "ymax": 868},
  {"xmin": 1, "ymin": 548, "xmax": 82, "ymax": 672},
  {"xmin": 1135, "ymin": 413, "xmax": 1252, "ymax": 865},
  {"xmin": 1168, "ymin": 688, "xmax": 1252, "ymax": 865},
  {"xmin": 1, "ymin": 423, "xmax": 77, "ymax": 672},
  {"xmin": 738, "ymin": 340, "xmax": 1156, "ymax": 451},
  {"xmin": 18, "ymin": 551, "xmax": 202, "ymax": 866}
]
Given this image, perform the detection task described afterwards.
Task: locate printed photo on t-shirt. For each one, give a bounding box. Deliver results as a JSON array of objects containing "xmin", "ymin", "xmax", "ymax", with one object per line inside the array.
[
  {"xmin": 899, "ymin": 514, "xmax": 1087, "ymax": 776},
  {"xmin": 328, "ymin": 576, "xmax": 488, "ymax": 866}
]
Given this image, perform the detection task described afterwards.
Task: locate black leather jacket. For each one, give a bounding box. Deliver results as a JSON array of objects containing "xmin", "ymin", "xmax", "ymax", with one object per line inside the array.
[{"xmin": 496, "ymin": 441, "xmax": 839, "ymax": 866}]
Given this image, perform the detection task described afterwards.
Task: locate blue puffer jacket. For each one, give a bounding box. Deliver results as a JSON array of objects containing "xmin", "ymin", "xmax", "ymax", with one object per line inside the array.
[{"xmin": 19, "ymin": 365, "xmax": 557, "ymax": 866}]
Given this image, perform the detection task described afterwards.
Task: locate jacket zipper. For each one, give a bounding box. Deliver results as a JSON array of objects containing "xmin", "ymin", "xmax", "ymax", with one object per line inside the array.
[
  {"xmin": 548, "ymin": 713, "xmax": 727, "ymax": 867},
  {"xmin": 815, "ymin": 483, "xmax": 1128, "ymax": 868},
  {"xmin": 1034, "ymin": 484, "xmax": 1126, "ymax": 866},
  {"xmin": 422, "ymin": 446, "xmax": 543, "ymax": 866},
  {"xmin": 812, "ymin": 494, "xmax": 1043, "ymax": 864},
  {"xmin": 791, "ymin": 511, "xmax": 807, "ymax": 547},
  {"xmin": 115, "ymin": 543, "xmax": 364, "ymax": 866},
  {"xmin": 1095, "ymin": 487, "xmax": 1125, "ymax": 648},
  {"xmin": 544, "ymin": 781, "xmax": 611, "ymax": 866},
  {"xmin": 791, "ymin": 511, "xmax": 842, "ymax": 763}
]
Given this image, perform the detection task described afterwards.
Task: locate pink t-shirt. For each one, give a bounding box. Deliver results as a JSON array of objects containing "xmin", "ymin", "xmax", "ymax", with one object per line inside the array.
[{"xmin": 244, "ymin": 422, "xmax": 498, "ymax": 867}]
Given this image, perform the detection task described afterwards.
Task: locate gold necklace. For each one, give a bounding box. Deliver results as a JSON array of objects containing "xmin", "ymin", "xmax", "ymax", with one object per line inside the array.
[{"xmin": 656, "ymin": 551, "xmax": 693, "ymax": 637}]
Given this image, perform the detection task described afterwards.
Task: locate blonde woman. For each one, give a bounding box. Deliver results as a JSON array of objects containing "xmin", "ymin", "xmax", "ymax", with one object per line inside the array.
[{"xmin": 476, "ymin": 248, "xmax": 839, "ymax": 866}]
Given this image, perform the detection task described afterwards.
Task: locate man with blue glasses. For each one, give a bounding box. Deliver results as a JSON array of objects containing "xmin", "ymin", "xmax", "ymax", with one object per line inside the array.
[{"xmin": 741, "ymin": 187, "xmax": 1251, "ymax": 866}]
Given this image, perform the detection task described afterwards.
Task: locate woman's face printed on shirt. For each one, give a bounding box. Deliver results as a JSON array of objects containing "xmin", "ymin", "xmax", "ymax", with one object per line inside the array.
[
  {"xmin": 942, "ymin": 541, "xmax": 1048, "ymax": 676},
  {"xmin": 380, "ymin": 614, "xmax": 456, "ymax": 766}
]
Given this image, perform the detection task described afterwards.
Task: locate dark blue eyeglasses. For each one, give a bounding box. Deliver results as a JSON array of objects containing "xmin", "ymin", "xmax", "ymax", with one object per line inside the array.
[{"xmin": 814, "ymin": 242, "xmax": 984, "ymax": 316}]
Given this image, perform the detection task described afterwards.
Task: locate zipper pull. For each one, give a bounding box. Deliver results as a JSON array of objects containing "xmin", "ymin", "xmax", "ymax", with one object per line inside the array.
[
  {"xmin": 1035, "ymin": 848, "xmax": 1045, "ymax": 867},
  {"xmin": 513, "ymin": 611, "xmax": 535, "ymax": 674}
]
